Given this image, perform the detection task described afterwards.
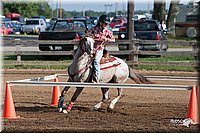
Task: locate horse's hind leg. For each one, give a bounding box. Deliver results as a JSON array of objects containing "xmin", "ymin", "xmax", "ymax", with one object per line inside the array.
[
  {"xmin": 91, "ymin": 87, "xmax": 110, "ymax": 111},
  {"xmin": 108, "ymin": 88, "xmax": 124, "ymax": 111},
  {"xmin": 63, "ymin": 87, "xmax": 84, "ymax": 113}
]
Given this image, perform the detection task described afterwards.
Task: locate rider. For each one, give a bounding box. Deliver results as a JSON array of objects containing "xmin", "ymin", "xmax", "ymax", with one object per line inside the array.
[{"xmin": 87, "ymin": 14, "xmax": 115, "ymax": 83}]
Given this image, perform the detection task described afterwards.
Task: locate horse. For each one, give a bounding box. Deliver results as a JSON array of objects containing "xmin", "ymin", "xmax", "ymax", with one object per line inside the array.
[{"xmin": 58, "ymin": 37, "xmax": 152, "ymax": 113}]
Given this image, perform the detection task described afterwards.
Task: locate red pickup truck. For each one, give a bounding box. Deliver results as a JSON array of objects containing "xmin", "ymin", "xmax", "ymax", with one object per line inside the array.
[{"xmin": 109, "ymin": 18, "xmax": 126, "ymax": 29}]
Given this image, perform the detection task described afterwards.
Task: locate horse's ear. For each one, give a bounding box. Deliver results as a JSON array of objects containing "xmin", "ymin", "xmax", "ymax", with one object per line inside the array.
[
  {"xmin": 84, "ymin": 37, "xmax": 87, "ymax": 41},
  {"xmin": 85, "ymin": 32, "xmax": 89, "ymax": 37},
  {"xmin": 85, "ymin": 32, "xmax": 93, "ymax": 38}
]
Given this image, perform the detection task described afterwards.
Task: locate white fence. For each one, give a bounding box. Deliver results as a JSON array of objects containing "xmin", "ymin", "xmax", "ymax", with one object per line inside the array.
[{"xmin": 8, "ymin": 74, "xmax": 197, "ymax": 90}]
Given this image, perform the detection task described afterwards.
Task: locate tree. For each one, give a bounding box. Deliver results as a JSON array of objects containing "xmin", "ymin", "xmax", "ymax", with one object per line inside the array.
[
  {"xmin": 153, "ymin": 0, "xmax": 166, "ymax": 22},
  {"xmin": 166, "ymin": 0, "xmax": 180, "ymax": 37},
  {"xmin": 2, "ymin": 2, "xmax": 51, "ymax": 18}
]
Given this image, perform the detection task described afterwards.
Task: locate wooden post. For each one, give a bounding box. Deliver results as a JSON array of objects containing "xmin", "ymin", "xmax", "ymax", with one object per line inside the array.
[
  {"xmin": 127, "ymin": 0, "xmax": 137, "ymax": 68},
  {"xmin": 197, "ymin": 1, "xmax": 200, "ymax": 89},
  {"xmin": 15, "ymin": 39, "xmax": 21, "ymax": 65}
]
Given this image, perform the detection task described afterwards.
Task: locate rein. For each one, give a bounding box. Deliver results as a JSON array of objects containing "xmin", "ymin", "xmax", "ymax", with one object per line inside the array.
[{"xmin": 69, "ymin": 37, "xmax": 105, "ymax": 81}]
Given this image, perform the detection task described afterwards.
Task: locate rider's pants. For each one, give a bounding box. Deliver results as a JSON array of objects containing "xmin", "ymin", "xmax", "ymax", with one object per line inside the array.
[{"xmin": 93, "ymin": 49, "xmax": 103, "ymax": 80}]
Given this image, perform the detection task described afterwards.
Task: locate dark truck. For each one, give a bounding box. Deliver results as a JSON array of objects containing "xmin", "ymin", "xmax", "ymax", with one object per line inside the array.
[
  {"xmin": 118, "ymin": 19, "xmax": 168, "ymax": 51},
  {"xmin": 38, "ymin": 18, "xmax": 92, "ymax": 51}
]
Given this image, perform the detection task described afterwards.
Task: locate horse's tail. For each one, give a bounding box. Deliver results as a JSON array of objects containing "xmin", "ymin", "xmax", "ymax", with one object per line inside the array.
[{"xmin": 128, "ymin": 67, "xmax": 153, "ymax": 84}]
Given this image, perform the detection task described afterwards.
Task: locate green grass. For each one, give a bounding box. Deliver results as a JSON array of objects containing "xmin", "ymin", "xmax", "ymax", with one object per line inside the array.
[
  {"xmin": 4, "ymin": 65, "xmax": 69, "ymax": 69},
  {"xmin": 3, "ymin": 55, "xmax": 73, "ymax": 61},
  {"xmin": 139, "ymin": 55, "xmax": 193, "ymax": 62},
  {"xmin": 137, "ymin": 55, "xmax": 195, "ymax": 71},
  {"xmin": 136, "ymin": 64, "xmax": 194, "ymax": 72},
  {"xmin": 2, "ymin": 55, "xmax": 195, "ymax": 72},
  {"xmin": 166, "ymin": 35, "xmax": 195, "ymax": 41}
]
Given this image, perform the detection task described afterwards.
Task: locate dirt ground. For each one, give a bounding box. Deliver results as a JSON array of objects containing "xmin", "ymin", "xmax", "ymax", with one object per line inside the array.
[{"xmin": 1, "ymin": 69, "xmax": 200, "ymax": 133}]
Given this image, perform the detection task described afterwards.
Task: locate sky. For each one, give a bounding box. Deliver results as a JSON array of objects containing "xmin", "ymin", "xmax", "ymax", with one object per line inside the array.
[{"xmin": 48, "ymin": 0, "xmax": 191, "ymax": 12}]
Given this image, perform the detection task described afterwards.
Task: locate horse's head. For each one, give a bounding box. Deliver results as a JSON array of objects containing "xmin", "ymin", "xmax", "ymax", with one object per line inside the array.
[{"xmin": 79, "ymin": 37, "xmax": 95, "ymax": 56}]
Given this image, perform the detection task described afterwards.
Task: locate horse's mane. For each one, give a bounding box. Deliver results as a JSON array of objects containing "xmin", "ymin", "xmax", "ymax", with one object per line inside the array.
[
  {"xmin": 69, "ymin": 35, "xmax": 94, "ymax": 81},
  {"xmin": 78, "ymin": 37, "xmax": 85, "ymax": 50}
]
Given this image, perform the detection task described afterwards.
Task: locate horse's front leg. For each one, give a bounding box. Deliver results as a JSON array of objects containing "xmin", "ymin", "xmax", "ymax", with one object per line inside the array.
[
  {"xmin": 63, "ymin": 87, "xmax": 84, "ymax": 114},
  {"xmin": 91, "ymin": 87, "xmax": 110, "ymax": 111},
  {"xmin": 58, "ymin": 86, "xmax": 70, "ymax": 112},
  {"xmin": 108, "ymin": 88, "xmax": 124, "ymax": 111}
]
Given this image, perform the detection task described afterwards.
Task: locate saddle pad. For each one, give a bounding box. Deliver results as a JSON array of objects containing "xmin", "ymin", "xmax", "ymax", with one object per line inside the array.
[{"xmin": 108, "ymin": 56, "xmax": 117, "ymax": 62}]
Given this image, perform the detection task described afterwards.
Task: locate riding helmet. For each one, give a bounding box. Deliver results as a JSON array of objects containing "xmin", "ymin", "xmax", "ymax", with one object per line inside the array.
[{"xmin": 98, "ymin": 15, "xmax": 110, "ymax": 24}]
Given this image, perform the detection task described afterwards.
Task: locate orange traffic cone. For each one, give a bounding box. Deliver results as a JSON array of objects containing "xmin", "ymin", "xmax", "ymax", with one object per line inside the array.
[
  {"xmin": 186, "ymin": 85, "xmax": 199, "ymax": 124},
  {"xmin": 3, "ymin": 82, "xmax": 18, "ymax": 119},
  {"xmin": 49, "ymin": 77, "xmax": 60, "ymax": 106}
]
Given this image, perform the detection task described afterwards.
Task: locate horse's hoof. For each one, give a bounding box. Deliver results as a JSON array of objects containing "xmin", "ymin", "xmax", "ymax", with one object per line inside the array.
[
  {"xmin": 58, "ymin": 108, "xmax": 63, "ymax": 113},
  {"xmin": 62, "ymin": 109, "xmax": 69, "ymax": 114},
  {"xmin": 107, "ymin": 107, "xmax": 113, "ymax": 112},
  {"xmin": 90, "ymin": 107, "xmax": 98, "ymax": 111}
]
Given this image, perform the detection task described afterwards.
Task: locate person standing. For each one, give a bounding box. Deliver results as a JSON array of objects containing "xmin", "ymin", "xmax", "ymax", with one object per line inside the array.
[{"xmin": 87, "ymin": 14, "xmax": 115, "ymax": 83}]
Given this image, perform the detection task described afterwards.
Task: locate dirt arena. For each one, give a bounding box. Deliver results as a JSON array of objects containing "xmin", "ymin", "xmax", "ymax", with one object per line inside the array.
[{"xmin": 1, "ymin": 69, "xmax": 200, "ymax": 133}]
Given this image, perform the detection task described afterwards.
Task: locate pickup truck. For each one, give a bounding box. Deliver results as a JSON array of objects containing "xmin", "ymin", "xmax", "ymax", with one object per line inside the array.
[
  {"xmin": 118, "ymin": 19, "xmax": 168, "ymax": 51},
  {"xmin": 38, "ymin": 18, "xmax": 93, "ymax": 51}
]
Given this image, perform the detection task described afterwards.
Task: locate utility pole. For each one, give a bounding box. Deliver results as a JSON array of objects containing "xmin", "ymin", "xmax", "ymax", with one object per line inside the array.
[
  {"xmin": 51, "ymin": 1, "xmax": 54, "ymax": 18},
  {"xmin": 109, "ymin": 4, "xmax": 112, "ymax": 17},
  {"xmin": 60, "ymin": 0, "xmax": 62, "ymax": 19},
  {"xmin": 123, "ymin": 1, "xmax": 125, "ymax": 15},
  {"xmin": 115, "ymin": 1, "xmax": 118, "ymax": 16},
  {"xmin": 82, "ymin": 4, "xmax": 85, "ymax": 17},
  {"xmin": 105, "ymin": 4, "xmax": 108, "ymax": 15},
  {"xmin": 105, "ymin": 4, "xmax": 112, "ymax": 17},
  {"xmin": 148, "ymin": 0, "xmax": 150, "ymax": 14},
  {"xmin": 56, "ymin": 0, "xmax": 58, "ymax": 18}
]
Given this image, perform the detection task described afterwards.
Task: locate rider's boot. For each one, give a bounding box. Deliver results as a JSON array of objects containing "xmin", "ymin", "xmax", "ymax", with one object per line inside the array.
[
  {"xmin": 92, "ymin": 74, "xmax": 99, "ymax": 83},
  {"xmin": 93, "ymin": 76, "xmax": 99, "ymax": 83}
]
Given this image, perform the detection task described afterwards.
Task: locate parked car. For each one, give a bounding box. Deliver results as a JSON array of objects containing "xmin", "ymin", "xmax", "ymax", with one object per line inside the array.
[
  {"xmin": 109, "ymin": 18, "xmax": 125, "ymax": 28},
  {"xmin": 31, "ymin": 16, "xmax": 47, "ymax": 24},
  {"xmin": 90, "ymin": 16, "xmax": 99, "ymax": 25},
  {"xmin": 119, "ymin": 23, "xmax": 127, "ymax": 32},
  {"xmin": 11, "ymin": 21, "xmax": 22, "ymax": 34},
  {"xmin": 118, "ymin": 19, "xmax": 168, "ymax": 51},
  {"xmin": 49, "ymin": 17, "xmax": 61, "ymax": 26},
  {"xmin": 112, "ymin": 25, "xmax": 121, "ymax": 34},
  {"xmin": 22, "ymin": 18, "xmax": 47, "ymax": 34},
  {"xmin": 1, "ymin": 22, "xmax": 14, "ymax": 35},
  {"xmin": 85, "ymin": 19, "xmax": 95, "ymax": 30}
]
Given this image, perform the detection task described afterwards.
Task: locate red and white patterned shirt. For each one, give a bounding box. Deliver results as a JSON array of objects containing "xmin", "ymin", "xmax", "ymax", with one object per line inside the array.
[{"xmin": 88, "ymin": 26, "xmax": 115, "ymax": 50}]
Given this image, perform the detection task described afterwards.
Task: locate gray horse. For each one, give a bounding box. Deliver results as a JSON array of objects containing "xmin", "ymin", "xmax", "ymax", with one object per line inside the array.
[{"xmin": 58, "ymin": 37, "xmax": 151, "ymax": 113}]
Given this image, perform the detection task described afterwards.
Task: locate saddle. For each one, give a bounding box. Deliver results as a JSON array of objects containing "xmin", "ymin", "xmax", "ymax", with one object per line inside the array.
[{"xmin": 100, "ymin": 56, "xmax": 121, "ymax": 70}]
